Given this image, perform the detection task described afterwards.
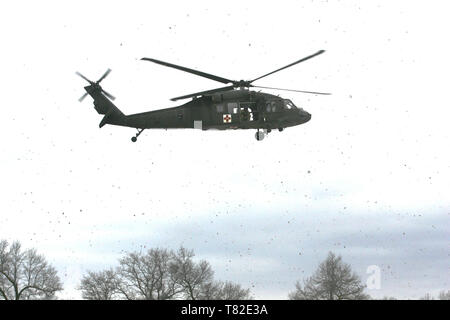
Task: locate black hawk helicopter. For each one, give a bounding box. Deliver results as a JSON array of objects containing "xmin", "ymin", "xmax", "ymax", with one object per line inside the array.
[{"xmin": 76, "ymin": 50, "xmax": 329, "ymax": 142}]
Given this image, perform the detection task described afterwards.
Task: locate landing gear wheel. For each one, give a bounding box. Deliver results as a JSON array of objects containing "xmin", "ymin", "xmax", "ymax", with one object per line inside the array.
[
  {"xmin": 255, "ymin": 131, "xmax": 265, "ymax": 141},
  {"xmin": 278, "ymin": 128, "xmax": 284, "ymax": 132},
  {"xmin": 267, "ymin": 128, "xmax": 272, "ymax": 133},
  {"xmin": 131, "ymin": 128, "xmax": 145, "ymax": 143}
]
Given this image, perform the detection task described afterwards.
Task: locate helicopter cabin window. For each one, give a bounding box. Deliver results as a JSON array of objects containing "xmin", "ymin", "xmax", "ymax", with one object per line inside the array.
[
  {"xmin": 216, "ymin": 104, "xmax": 224, "ymax": 113},
  {"xmin": 240, "ymin": 107, "xmax": 254, "ymax": 121},
  {"xmin": 239, "ymin": 102, "xmax": 256, "ymax": 110},
  {"xmin": 239, "ymin": 102, "xmax": 256, "ymax": 121},
  {"xmin": 227, "ymin": 102, "xmax": 238, "ymax": 114}
]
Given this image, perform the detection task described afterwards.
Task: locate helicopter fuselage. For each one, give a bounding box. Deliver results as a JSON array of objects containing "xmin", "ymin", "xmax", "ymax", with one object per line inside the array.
[{"xmin": 122, "ymin": 90, "xmax": 311, "ymax": 131}]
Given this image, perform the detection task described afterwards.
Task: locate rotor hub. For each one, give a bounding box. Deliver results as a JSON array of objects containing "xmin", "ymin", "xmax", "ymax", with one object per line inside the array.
[
  {"xmin": 235, "ymin": 80, "xmax": 250, "ymax": 88},
  {"xmin": 76, "ymin": 69, "xmax": 115, "ymax": 102}
]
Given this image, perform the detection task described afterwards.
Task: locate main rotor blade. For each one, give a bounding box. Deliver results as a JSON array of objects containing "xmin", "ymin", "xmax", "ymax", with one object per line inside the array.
[
  {"xmin": 97, "ymin": 68, "xmax": 111, "ymax": 83},
  {"xmin": 171, "ymin": 85, "xmax": 235, "ymax": 101},
  {"xmin": 76, "ymin": 71, "xmax": 92, "ymax": 83},
  {"xmin": 253, "ymin": 85, "xmax": 331, "ymax": 95},
  {"xmin": 250, "ymin": 50, "xmax": 325, "ymax": 83},
  {"xmin": 141, "ymin": 57, "xmax": 234, "ymax": 85}
]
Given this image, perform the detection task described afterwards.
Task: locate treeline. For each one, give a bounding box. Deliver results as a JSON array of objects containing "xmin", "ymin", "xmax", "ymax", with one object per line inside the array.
[
  {"xmin": 77, "ymin": 246, "xmax": 251, "ymax": 300},
  {"xmin": 0, "ymin": 239, "xmax": 448, "ymax": 300}
]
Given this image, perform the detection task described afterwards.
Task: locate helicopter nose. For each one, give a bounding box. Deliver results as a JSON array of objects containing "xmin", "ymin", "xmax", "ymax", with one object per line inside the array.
[{"xmin": 300, "ymin": 110, "xmax": 311, "ymax": 122}]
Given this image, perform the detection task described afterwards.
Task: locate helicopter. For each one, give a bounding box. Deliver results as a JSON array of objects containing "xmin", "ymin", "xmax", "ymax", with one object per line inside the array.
[{"xmin": 76, "ymin": 50, "xmax": 329, "ymax": 142}]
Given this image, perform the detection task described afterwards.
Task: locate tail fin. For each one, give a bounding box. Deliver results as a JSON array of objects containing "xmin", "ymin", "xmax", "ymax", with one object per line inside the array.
[
  {"xmin": 76, "ymin": 69, "xmax": 126, "ymax": 128},
  {"xmin": 84, "ymin": 85, "xmax": 126, "ymax": 128}
]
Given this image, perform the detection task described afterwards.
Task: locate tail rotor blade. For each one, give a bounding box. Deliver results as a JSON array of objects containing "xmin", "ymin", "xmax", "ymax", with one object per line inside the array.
[
  {"xmin": 102, "ymin": 89, "xmax": 115, "ymax": 101},
  {"xmin": 78, "ymin": 92, "xmax": 89, "ymax": 102},
  {"xmin": 76, "ymin": 71, "xmax": 92, "ymax": 83},
  {"xmin": 97, "ymin": 68, "xmax": 111, "ymax": 84}
]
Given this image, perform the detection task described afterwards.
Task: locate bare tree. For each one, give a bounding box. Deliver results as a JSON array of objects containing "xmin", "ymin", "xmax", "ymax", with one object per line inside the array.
[
  {"xmin": 418, "ymin": 291, "xmax": 450, "ymax": 300},
  {"xmin": 196, "ymin": 281, "xmax": 223, "ymax": 300},
  {"xmin": 193, "ymin": 280, "xmax": 252, "ymax": 300},
  {"xmin": 419, "ymin": 293, "xmax": 434, "ymax": 300},
  {"xmin": 0, "ymin": 240, "xmax": 63, "ymax": 300},
  {"xmin": 169, "ymin": 247, "xmax": 252, "ymax": 300},
  {"xmin": 289, "ymin": 252, "xmax": 369, "ymax": 300},
  {"xmin": 170, "ymin": 247, "xmax": 214, "ymax": 300},
  {"xmin": 215, "ymin": 281, "xmax": 252, "ymax": 300},
  {"xmin": 380, "ymin": 296, "xmax": 397, "ymax": 300},
  {"xmin": 438, "ymin": 290, "xmax": 450, "ymax": 300},
  {"xmin": 78, "ymin": 269, "xmax": 119, "ymax": 300},
  {"xmin": 78, "ymin": 246, "xmax": 253, "ymax": 300},
  {"xmin": 117, "ymin": 248, "xmax": 182, "ymax": 300}
]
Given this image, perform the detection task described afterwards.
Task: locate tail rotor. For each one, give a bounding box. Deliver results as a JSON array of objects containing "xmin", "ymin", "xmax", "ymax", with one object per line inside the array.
[{"xmin": 76, "ymin": 69, "xmax": 116, "ymax": 102}]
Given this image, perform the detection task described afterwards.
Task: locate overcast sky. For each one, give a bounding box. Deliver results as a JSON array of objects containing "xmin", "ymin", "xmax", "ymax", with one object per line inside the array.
[{"xmin": 0, "ymin": 0, "xmax": 449, "ymax": 299}]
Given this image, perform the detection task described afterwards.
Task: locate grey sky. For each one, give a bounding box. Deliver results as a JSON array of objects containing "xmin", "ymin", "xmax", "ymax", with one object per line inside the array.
[{"xmin": 0, "ymin": 0, "xmax": 449, "ymax": 299}]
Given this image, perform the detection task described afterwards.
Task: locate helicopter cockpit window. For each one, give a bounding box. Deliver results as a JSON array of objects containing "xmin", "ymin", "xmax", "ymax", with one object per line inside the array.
[
  {"xmin": 266, "ymin": 100, "xmax": 283, "ymax": 112},
  {"xmin": 283, "ymin": 99, "xmax": 297, "ymax": 110}
]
